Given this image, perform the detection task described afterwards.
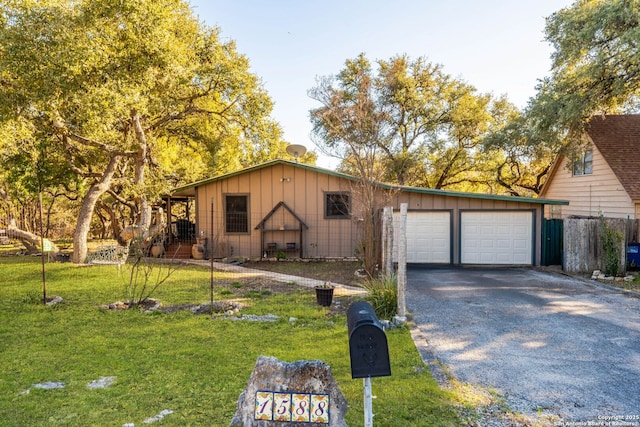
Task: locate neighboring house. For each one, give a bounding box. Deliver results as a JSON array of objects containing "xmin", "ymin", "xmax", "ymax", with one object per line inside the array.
[
  {"xmin": 169, "ymin": 159, "xmax": 567, "ymax": 266},
  {"xmin": 540, "ymin": 114, "xmax": 640, "ymax": 219}
]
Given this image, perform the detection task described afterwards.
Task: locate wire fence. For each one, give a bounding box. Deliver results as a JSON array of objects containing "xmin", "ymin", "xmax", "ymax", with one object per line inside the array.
[
  {"xmin": 1, "ymin": 255, "xmax": 364, "ymax": 314},
  {"xmin": 1, "ymin": 203, "xmax": 370, "ymax": 306}
]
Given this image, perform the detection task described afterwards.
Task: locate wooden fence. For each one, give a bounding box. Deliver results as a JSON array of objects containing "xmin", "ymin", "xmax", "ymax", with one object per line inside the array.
[{"xmin": 563, "ymin": 217, "xmax": 639, "ymax": 273}]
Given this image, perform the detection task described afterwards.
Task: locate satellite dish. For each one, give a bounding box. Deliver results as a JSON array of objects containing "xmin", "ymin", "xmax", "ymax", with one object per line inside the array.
[{"xmin": 286, "ymin": 144, "xmax": 307, "ymax": 162}]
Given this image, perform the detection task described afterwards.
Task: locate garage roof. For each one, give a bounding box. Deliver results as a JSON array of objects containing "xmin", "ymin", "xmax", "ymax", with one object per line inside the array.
[{"xmin": 171, "ymin": 159, "xmax": 568, "ymax": 206}]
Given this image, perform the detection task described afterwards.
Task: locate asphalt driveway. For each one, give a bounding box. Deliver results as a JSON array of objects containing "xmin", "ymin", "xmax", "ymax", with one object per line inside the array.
[{"xmin": 407, "ymin": 266, "xmax": 640, "ymax": 424}]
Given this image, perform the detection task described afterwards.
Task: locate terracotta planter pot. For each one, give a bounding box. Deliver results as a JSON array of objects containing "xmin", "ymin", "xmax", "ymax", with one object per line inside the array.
[
  {"xmin": 150, "ymin": 244, "xmax": 164, "ymax": 258},
  {"xmin": 192, "ymin": 243, "xmax": 206, "ymax": 260}
]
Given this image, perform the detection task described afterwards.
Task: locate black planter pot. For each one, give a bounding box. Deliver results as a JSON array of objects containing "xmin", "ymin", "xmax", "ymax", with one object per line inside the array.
[{"xmin": 315, "ymin": 287, "xmax": 334, "ymax": 307}]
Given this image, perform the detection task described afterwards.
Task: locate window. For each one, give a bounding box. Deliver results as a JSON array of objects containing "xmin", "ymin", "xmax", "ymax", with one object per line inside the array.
[
  {"xmin": 573, "ymin": 150, "xmax": 593, "ymax": 176},
  {"xmin": 325, "ymin": 192, "xmax": 351, "ymax": 218},
  {"xmin": 225, "ymin": 195, "xmax": 249, "ymax": 233}
]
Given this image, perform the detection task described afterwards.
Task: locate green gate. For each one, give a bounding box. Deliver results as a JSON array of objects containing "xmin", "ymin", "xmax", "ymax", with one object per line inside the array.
[{"xmin": 542, "ymin": 219, "xmax": 563, "ymax": 266}]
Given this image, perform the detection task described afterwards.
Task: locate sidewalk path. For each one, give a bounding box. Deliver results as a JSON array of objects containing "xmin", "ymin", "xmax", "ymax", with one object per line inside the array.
[{"xmin": 183, "ymin": 259, "xmax": 367, "ymax": 297}]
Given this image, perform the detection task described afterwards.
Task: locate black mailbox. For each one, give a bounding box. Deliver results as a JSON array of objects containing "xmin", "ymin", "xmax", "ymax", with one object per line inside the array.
[{"xmin": 347, "ymin": 301, "xmax": 391, "ymax": 379}]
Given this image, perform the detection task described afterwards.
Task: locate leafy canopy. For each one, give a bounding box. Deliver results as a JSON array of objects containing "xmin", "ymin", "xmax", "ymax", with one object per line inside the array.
[
  {"xmin": 532, "ymin": 0, "xmax": 640, "ymax": 133},
  {"xmin": 310, "ymin": 53, "xmax": 509, "ymax": 191},
  {"xmin": 0, "ymin": 0, "xmax": 297, "ymax": 255},
  {"xmin": 483, "ymin": 0, "xmax": 640, "ymax": 196}
]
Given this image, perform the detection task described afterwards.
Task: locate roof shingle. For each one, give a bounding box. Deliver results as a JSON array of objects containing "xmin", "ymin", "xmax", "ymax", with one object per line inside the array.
[{"xmin": 587, "ymin": 114, "xmax": 640, "ymax": 200}]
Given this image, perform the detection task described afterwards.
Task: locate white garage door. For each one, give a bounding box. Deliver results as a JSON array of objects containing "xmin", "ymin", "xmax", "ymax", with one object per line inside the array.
[
  {"xmin": 394, "ymin": 211, "xmax": 451, "ymax": 263},
  {"xmin": 461, "ymin": 211, "xmax": 533, "ymax": 265}
]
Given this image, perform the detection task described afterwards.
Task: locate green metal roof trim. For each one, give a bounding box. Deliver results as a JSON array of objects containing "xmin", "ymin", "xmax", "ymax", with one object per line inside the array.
[
  {"xmin": 171, "ymin": 159, "xmax": 354, "ymax": 194},
  {"xmin": 171, "ymin": 159, "xmax": 568, "ymax": 206},
  {"xmin": 389, "ymin": 183, "xmax": 569, "ymax": 205}
]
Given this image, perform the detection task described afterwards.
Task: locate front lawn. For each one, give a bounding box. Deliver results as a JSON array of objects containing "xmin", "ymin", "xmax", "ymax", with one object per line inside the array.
[{"xmin": 0, "ymin": 257, "xmax": 462, "ymax": 426}]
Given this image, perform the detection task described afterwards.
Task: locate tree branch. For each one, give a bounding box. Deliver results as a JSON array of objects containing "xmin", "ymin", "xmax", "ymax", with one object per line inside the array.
[{"xmin": 65, "ymin": 132, "xmax": 134, "ymax": 155}]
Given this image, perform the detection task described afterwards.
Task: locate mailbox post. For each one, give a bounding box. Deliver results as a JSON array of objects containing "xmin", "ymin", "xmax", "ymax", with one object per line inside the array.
[{"xmin": 347, "ymin": 301, "xmax": 391, "ymax": 427}]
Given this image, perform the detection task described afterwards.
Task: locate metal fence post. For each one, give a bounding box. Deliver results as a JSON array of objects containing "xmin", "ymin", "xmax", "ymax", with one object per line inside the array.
[{"xmin": 397, "ymin": 203, "xmax": 407, "ymax": 317}]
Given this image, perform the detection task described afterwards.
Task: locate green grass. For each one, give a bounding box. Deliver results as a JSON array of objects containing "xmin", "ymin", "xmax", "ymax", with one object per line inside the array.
[
  {"xmin": 0, "ymin": 257, "xmax": 462, "ymax": 426},
  {"xmin": 621, "ymin": 272, "xmax": 640, "ymax": 291}
]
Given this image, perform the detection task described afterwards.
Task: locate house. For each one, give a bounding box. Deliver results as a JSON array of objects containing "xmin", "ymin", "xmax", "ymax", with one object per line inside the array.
[
  {"xmin": 540, "ymin": 114, "xmax": 640, "ymax": 219},
  {"xmin": 169, "ymin": 159, "xmax": 567, "ymax": 266}
]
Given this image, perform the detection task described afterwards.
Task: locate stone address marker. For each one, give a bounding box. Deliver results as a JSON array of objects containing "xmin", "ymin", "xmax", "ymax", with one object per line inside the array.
[{"xmin": 230, "ymin": 356, "xmax": 348, "ymax": 427}]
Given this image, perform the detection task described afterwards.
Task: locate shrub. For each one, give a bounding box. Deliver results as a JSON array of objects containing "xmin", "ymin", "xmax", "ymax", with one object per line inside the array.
[
  {"xmin": 600, "ymin": 216, "xmax": 623, "ymax": 277},
  {"xmin": 362, "ymin": 274, "xmax": 397, "ymax": 320},
  {"xmin": 123, "ymin": 240, "xmax": 179, "ymax": 306}
]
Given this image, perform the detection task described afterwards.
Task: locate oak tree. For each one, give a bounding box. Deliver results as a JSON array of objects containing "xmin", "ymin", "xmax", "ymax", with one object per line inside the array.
[
  {"xmin": 529, "ymin": 0, "xmax": 640, "ymax": 138},
  {"xmin": 0, "ymin": 0, "xmax": 285, "ymax": 262},
  {"xmin": 485, "ymin": 0, "xmax": 640, "ymax": 196},
  {"xmin": 309, "ymin": 53, "xmax": 506, "ymax": 191}
]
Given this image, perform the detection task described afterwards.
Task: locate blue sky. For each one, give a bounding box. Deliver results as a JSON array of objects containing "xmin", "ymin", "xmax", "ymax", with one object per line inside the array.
[{"xmin": 189, "ymin": 1, "xmax": 574, "ymax": 168}]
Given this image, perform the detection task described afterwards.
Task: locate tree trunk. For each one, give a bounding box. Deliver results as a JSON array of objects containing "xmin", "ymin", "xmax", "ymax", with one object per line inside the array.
[
  {"xmin": 7, "ymin": 219, "xmax": 60, "ymax": 255},
  {"xmin": 97, "ymin": 200, "xmax": 129, "ymax": 246},
  {"xmin": 72, "ymin": 154, "xmax": 121, "ymax": 263},
  {"xmin": 3, "ymin": 189, "xmax": 60, "ymax": 255},
  {"xmin": 132, "ymin": 113, "xmax": 152, "ymax": 235}
]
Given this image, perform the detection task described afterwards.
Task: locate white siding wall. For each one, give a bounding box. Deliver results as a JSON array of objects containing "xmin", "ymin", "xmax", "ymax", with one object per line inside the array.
[{"xmin": 543, "ymin": 146, "xmax": 636, "ymax": 219}]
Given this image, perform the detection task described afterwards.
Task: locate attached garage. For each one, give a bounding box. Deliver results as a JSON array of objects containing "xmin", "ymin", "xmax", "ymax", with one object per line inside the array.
[
  {"xmin": 391, "ymin": 186, "xmax": 566, "ymax": 266},
  {"xmin": 394, "ymin": 211, "xmax": 451, "ymax": 264},
  {"xmin": 460, "ymin": 211, "xmax": 534, "ymax": 265}
]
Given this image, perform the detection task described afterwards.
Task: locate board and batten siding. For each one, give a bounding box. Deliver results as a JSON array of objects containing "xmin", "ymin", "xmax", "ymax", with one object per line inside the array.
[
  {"xmin": 176, "ymin": 160, "xmax": 554, "ymax": 265},
  {"xmin": 543, "ymin": 145, "xmax": 636, "ymax": 219},
  {"xmin": 194, "ymin": 163, "xmax": 358, "ymax": 259},
  {"xmin": 392, "ymin": 192, "xmax": 543, "ymax": 265}
]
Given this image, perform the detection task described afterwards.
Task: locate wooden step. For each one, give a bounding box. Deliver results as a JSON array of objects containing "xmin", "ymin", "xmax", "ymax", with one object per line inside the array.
[{"xmin": 164, "ymin": 243, "xmax": 193, "ymax": 259}]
